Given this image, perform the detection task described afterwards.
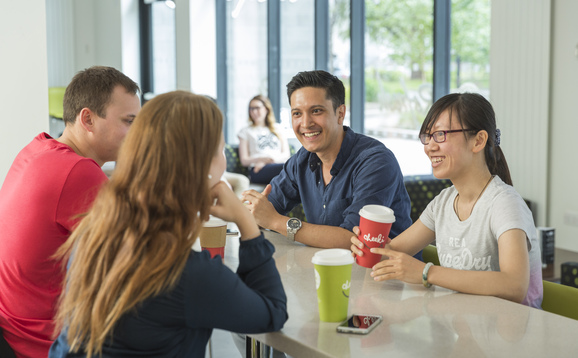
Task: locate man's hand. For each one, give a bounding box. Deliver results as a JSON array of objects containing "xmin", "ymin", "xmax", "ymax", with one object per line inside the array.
[{"xmin": 241, "ymin": 184, "xmax": 281, "ymax": 230}]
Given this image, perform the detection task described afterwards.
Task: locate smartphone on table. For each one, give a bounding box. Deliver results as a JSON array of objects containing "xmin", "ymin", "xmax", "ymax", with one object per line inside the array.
[{"xmin": 336, "ymin": 314, "xmax": 382, "ymax": 334}]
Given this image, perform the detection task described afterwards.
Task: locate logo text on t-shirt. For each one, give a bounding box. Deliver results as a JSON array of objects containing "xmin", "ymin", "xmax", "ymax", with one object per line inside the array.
[{"xmin": 440, "ymin": 238, "xmax": 492, "ymax": 271}]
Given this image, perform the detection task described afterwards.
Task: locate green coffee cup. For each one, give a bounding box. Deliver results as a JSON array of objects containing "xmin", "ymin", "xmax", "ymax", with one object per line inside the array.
[{"xmin": 312, "ymin": 249, "xmax": 354, "ymax": 322}]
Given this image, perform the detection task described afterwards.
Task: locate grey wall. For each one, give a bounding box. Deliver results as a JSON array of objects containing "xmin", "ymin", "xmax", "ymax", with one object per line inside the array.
[
  {"xmin": 0, "ymin": 1, "xmax": 49, "ymax": 182},
  {"xmin": 548, "ymin": 0, "xmax": 578, "ymax": 251}
]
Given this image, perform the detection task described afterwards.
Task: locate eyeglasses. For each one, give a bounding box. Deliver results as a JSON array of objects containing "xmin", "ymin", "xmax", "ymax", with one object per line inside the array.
[
  {"xmin": 249, "ymin": 106, "xmax": 265, "ymax": 111},
  {"xmin": 419, "ymin": 129, "xmax": 476, "ymax": 145}
]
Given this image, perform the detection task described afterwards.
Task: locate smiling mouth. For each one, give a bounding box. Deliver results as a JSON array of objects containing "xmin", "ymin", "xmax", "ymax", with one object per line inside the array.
[
  {"xmin": 303, "ymin": 131, "xmax": 321, "ymax": 138},
  {"xmin": 431, "ymin": 157, "xmax": 444, "ymax": 164}
]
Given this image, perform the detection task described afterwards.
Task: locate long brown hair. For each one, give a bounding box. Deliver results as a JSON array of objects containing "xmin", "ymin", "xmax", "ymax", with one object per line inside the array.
[
  {"xmin": 248, "ymin": 94, "xmax": 281, "ymax": 139},
  {"xmin": 54, "ymin": 91, "xmax": 223, "ymax": 356},
  {"xmin": 419, "ymin": 93, "xmax": 512, "ymax": 185}
]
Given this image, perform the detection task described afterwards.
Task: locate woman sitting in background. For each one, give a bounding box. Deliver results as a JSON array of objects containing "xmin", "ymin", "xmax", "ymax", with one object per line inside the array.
[
  {"xmin": 351, "ymin": 93, "xmax": 542, "ymax": 308},
  {"xmin": 238, "ymin": 94, "xmax": 290, "ymax": 184},
  {"xmin": 49, "ymin": 91, "xmax": 287, "ymax": 357}
]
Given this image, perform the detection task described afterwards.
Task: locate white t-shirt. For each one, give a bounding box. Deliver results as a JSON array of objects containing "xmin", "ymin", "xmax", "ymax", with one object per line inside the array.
[
  {"xmin": 237, "ymin": 125, "xmax": 289, "ymax": 164},
  {"xmin": 420, "ymin": 176, "xmax": 543, "ymax": 308}
]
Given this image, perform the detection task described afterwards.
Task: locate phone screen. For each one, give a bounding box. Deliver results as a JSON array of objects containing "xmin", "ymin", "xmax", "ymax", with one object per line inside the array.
[{"xmin": 336, "ymin": 314, "xmax": 382, "ymax": 334}]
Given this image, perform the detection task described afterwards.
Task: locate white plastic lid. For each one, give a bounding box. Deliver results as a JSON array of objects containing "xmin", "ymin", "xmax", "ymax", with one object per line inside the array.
[
  {"xmin": 359, "ymin": 205, "xmax": 395, "ymax": 224},
  {"xmin": 203, "ymin": 216, "xmax": 227, "ymax": 228},
  {"xmin": 311, "ymin": 249, "xmax": 354, "ymax": 266}
]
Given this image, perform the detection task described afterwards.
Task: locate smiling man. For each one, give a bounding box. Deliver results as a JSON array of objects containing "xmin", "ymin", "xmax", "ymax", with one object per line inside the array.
[
  {"xmin": 0, "ymin": 66, "xmax": 140, "ymax": 358},
  {"xmin": 242, "ymin": 70, "xmax": 413, "ymax": 250}
]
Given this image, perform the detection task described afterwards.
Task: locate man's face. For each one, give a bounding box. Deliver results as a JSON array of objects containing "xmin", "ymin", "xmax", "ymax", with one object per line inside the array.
[
  {"xmin": 91, "ymin": 86, "xmax": 141, "ymax": 165},
  {"xmin": 290, "ymin": 87, "xmax": 345, "ymax": 159}
]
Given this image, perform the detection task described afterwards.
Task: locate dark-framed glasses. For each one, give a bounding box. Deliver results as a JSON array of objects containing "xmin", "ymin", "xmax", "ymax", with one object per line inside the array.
[{"xmin": 419, "ymin": 129, "xmax": 477, "ymax": 145}]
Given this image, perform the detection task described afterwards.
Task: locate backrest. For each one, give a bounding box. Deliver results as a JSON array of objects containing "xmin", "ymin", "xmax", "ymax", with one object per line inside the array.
[
  {"xmin": 542, "ymin": 280, "xmax": 578, "ymax": 320},
  {"xmin": 224, "ymin": 144, "xmax": 249, "ymax": 176},
  {"xmin": 404, "ymin": 175, "xmax": 452, "ymax": 223},
  {"xmin": 422, "ymin": 245, "xmax": 440, "ymax": 266}
]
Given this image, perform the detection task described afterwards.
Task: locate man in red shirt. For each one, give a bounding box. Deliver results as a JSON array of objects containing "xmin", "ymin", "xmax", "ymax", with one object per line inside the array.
[{"xmin": 0, "ymin": 66, "xmax": 140, "ymax": 358}]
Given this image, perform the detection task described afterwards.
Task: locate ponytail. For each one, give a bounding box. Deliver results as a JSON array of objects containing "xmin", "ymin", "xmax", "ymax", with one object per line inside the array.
[{"xmin": 486, "ymin": 145, "xmax": 512, "ymax": 186}]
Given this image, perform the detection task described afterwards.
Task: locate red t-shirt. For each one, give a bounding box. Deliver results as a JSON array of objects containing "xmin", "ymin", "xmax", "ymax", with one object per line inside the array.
[{"xmin": 0, "ymin": 133, "xmax": 107, "ymax": 358}]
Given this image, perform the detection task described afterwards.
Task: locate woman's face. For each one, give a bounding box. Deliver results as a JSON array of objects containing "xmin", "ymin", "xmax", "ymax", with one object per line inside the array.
[
  {"xmin": 208, "ymin": 133, "xmax": 226, "ymax": 187},
  {"xmin": 249, "ymin": 100, "xmax": 267, "ymax": 126},
  {"xmin": 423, "ymin": 110, "xmax": 474, "ymax": 180}
]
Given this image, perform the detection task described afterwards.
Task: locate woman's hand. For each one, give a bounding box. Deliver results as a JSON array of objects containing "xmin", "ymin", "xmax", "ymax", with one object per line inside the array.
[
  {"xmin": 208, "ymin": 181, "xmax": 244, "ymax": 222},
  {"xmin": 369, "ymin": 247, "xmax": 425, "ymax": 285},
  {"xmin": 252, "ymin": 161, "xmax": 267, "ymax": 173},
  {"xmin": 253, "ymin": 157, "xmax": 274, "ymax": 173},
  {"xmin": 209, "ymin": 181, "xmax": 260, "ymax": 240}
]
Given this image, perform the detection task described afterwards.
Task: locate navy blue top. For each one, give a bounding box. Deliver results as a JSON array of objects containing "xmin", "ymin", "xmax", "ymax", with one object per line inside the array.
[
  {"xmin": 48, "ymin": 234, "xmax": 287, "ymax": 358},
  {"xmin": 269, "ymin": 126, "xmax": 413, "ymax": 241}
]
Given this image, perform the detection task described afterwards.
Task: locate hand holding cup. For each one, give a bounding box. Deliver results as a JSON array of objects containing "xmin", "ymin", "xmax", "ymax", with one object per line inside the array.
[{"xmin": 355, "ymin": 205, "xmax": 395, "ymax": 268}]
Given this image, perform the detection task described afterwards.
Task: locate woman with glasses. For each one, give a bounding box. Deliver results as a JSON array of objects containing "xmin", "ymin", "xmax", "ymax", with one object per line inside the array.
[
  {"xmin": 49, "ymin": 92, "xmax": 288, "ymax": 357},
  {"xmin": 350, "ymin": 93, "xmax": 542, "ymax": 308},
  {"xmin": 238, "ymin": 95, "xmax": 290, "ymax": 184}
]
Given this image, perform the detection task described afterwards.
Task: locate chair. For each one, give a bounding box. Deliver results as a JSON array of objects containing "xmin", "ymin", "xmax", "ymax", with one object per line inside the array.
[
  {"xmin": 419, "ymin": 246, "xmax": 578, "ymax": 321},
  {"xmin": 0, "ymin": 328, "xmax": 17, "ymax": 358},
  {"xmin": 542, "ymin": 280, "xmax": 578, "ymax": 320},
  {"xmin": 48, "ymin": 87, "xmax": 66, "ymax": 120},
  {"xmin": 422, "ymin": 244, "xmax": 440, "ymax": 266},
  {"xmin": 403, "ymin": 175, "xmax": 452, "ymax": 223}
]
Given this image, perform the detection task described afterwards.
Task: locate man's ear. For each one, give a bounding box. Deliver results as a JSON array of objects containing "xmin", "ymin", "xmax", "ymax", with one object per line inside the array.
[
  {"xmin": 78, "ymin": 108, "xmax": 95, "ymax": 132},
  {"xmin": 336, "ymin": 104, "xmax": 346, "ymax": 125},
  {"xmin": 472, "ymin": 130, "xmax": 488, "ymax": 154}
]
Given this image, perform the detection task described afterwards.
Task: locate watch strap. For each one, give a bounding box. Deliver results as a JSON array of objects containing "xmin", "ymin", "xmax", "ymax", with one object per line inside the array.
[{"xmin": 286, "ymin": 218, "xmax": 301, "ymax": 242}]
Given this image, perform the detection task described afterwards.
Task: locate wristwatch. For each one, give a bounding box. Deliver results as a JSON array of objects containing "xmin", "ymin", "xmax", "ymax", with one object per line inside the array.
[{"xmin": 286, "ymin": 217, "xmax": 302, "ymax": 242}]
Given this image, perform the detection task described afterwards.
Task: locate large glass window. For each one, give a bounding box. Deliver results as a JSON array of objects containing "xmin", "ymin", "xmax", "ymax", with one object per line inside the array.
[
  {"xmin": 225, "ymin": 0, "xmax": 268, "ymax": 144},
  {"xmin": 363, "ymin": 0, "xmax": 434, "ymax": 175},
  {"xmin": 280, "ymin": 0, "xmax": 315, "ymax": 140},
  {"xmin": 329, "ymin": 0, "xmax": 351, "ymax": 127},
  {"xmin": 451, "ymin": 0, "xmax": 490, "ymax": 98},
  {"xmin": 140, "ymin": 0, "xmax": 176, "ymax": 101},
  {"xmin": 139, "ymin": 0, "xmax": 491, "ymax": 171},
  {"xmin": 360, "ymin": 0, "xmax": 490, "ymax": 175},
  {"xmin": 151, "ymin": 1, "xmax": 176, "ymax": 95}
]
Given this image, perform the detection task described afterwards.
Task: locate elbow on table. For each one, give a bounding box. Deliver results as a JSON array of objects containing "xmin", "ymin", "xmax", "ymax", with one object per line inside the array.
[
  {"xmin": 272, "ymin": 309, "xmax": 289, "ymax": 332},
  {"xmin": 498, "ymin": 282, "xmax": 528, "ymax": 304},
  {"xmin": 264, "ymin": 301, "xmax": 289, "ymax": 332}
]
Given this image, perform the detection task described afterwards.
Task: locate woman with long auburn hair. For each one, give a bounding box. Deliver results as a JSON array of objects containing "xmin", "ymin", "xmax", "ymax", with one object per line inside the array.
[
  {"xmin": 238, "ymin": 94, "xmax": 290, "ymax": 184},
  {"xmin": 49, "ymin": 91, "xmax": 287, "ymax": 358}
]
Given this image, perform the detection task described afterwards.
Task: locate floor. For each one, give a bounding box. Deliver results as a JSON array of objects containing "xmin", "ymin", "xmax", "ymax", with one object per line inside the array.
[
  {"xmin": 205, "ymin": 329, "xmax": 243, "ymax": 358},
  {"xmin": 204, "ymin": 248, "xmax": 578, "ymax": 358}
]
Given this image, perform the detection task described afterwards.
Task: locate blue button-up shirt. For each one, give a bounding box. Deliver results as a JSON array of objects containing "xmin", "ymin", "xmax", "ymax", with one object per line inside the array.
[{"xmin": 269, "ymin": 126, "xmax": 412, "ymax": 240}]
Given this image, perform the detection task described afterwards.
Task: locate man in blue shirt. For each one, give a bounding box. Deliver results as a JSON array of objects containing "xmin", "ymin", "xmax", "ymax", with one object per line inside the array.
[{"xmin": 243, "ymin": 70, "xmax": 412, "ymax": 250}]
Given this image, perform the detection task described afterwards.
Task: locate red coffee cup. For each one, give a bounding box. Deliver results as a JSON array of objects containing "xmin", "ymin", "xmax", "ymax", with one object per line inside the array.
[
  {"xmin": 356, "ymin": 205, "xmax": 395, "ymax": 268},
  {"xmin": 199, "ymin": 216, "xmax": 227, "ymax": 261}
]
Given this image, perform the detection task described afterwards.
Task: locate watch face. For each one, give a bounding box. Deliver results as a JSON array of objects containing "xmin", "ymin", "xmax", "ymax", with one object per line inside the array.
[{"xmin": 288, "ymin": 218, "xmax": 301, "ymax": 229}]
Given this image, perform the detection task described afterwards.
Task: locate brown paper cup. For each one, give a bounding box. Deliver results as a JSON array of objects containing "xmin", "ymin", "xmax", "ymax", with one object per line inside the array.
[{"xmin": 200, "ymin": 216, "xmax": 227, "ymax": 259}]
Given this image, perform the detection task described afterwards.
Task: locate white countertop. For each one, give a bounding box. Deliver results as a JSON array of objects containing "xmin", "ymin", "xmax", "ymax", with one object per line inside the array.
[{"xmin": 220, "ymin": 230, "xmax": 578, "ymax": 357}]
